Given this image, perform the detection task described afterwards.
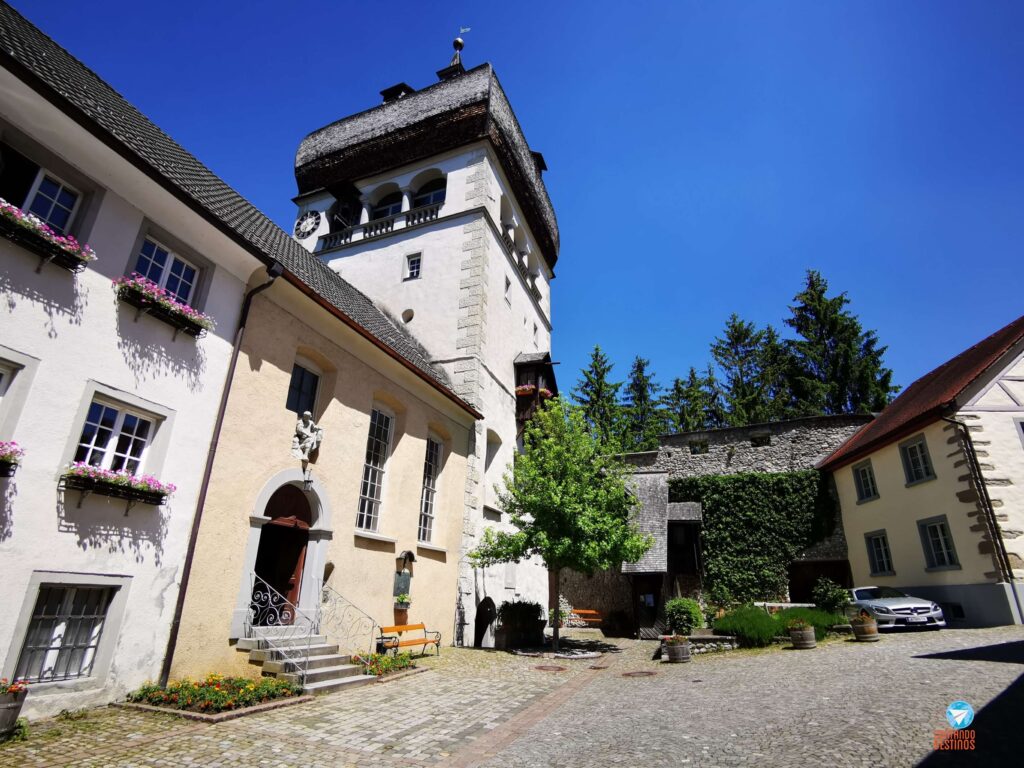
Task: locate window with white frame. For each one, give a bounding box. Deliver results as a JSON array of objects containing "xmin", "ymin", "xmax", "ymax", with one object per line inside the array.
[
  {"xmin": 74, "ymin": 400, "xmax": 154, "ymax": 475},
  {"xmin": 900, "ymin": 435, "xmax": 935, "ymax": 485},
  {"xmin": 14, "ymin": 585, "xmax": 115, "ymax": 683},
  {"xmin": 371, "ymin": 192, "xmax": 402, "ymax": 220},
  {"xmin": 286, "ymin": 362, "xmax": 320, "ymax": 415},
  {"xmin": 918, "ymin": 516, "xmax": 959, "ymax": 569},
  {"xmin": 405, "ymin": 253, "xmax": 422, "ymax": 280},
  {"xmin": 133, "ymin": 238, "xmax": 199, "ymax": 304},
  {"xmin": 853, "ymin": 459, "xmax": 879, "ymax": 502},
  {"xmin": 865, "ymin": 530, "xmax": 894, "ymax": 575},
  {"xmin": 412, "ymin": 178, "xmax": 446, "ymax": 208},
  {"xmin": 418, "ymin": 437, "xmax": 443, "ymax": 542},
  {"xmin": 357, "ymin": 408, "xmax": 394, "ymax": 531},
  {"xmin": 25, "ymin": 172, "xmax": 80, "ymax": 234},
  {"xmin": 0, "ymin": 361, "xmax": 13, "ymax": 407}
]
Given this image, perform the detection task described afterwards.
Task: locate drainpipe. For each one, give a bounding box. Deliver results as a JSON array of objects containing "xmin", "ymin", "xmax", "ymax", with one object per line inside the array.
[
  {"xmin": 941, "ymin": 415, "xmax": 1024, "ymax": 623},
  {"xmin": 159, "ymin": 261, "xmax": 285, "ymax": 686}
]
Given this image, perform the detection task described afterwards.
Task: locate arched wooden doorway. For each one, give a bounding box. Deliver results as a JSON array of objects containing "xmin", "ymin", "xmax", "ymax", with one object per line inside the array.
[{"xmin": 250, "ymin": 485, "xmax": 312, "ymax": 625}]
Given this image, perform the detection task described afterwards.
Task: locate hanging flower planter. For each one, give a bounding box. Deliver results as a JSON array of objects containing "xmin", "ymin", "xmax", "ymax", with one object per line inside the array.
[
  {"xmin": 0, "ymin": 198, "xmax": 97, "ymax": 273},
  {"xmin": 0, "ymin": 441, "xmax": 23, "ymax": 478},
  {"xmin": 114, "ymin": 273, "xmax": 215, "ymax": 338},
  {"xmin": 60, "ymin": 462, "xmax": 175, "ymax": 508},
  {"xmin": 538, "ymin": 387, "xmax": 553, "ymax": 399},
  {"xmin": 515, "ymin": 384, "xmax": 537, "ymax": 397}
]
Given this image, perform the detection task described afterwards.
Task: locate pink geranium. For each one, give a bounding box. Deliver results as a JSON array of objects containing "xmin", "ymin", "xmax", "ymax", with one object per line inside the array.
[
  {"xmin": 0, "ymin": 197, "xmax": 97, "ymax": 262},
  {"xmin": 0, "ymin": 441, "xmax": 24, "ymax": 463},
  {"xmin": 63, "ymin": 461, "xmax": 176, "ymax": 496},
  {"xmin": 113, "ymin": 273, "xmax": 216, "ymax": 331}
]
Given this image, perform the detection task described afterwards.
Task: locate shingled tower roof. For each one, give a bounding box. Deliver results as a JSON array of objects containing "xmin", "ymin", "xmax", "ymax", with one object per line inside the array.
[{"xmin": 295, "ymin": 63, "xmax": 559, "ymax": 269}]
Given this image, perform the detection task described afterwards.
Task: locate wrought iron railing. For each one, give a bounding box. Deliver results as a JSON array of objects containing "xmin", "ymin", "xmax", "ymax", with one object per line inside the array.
[
  {"xmin": 319, "ymin": 583, "xmax": 380, "ymax": 656},
  {"xmin": 244, "ymin": 574, "xmax": 318, "ymax": 683}
]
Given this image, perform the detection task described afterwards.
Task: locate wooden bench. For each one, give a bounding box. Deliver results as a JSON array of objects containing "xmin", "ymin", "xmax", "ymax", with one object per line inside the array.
[
  {"xmin": 378, "ymin": 623, "xmax": 441, "ymax": 656},
  {"xmin": 571, "ymin": 609, "xmax": 603, "ymax": 626}
]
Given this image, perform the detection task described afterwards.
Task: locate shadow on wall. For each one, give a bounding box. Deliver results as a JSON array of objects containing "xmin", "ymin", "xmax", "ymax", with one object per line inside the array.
[
  {"xmin": 57, "ymin": 489, "xmax": 168, "ymax": 565},
  {"xmin": 115, "ymin": 301, "xmax": 207, "ymax": 392},
  {"xmin": 915, "ymin": 642, "xmax": 1024, "ymax": 767},
  {"xmin": 0, "ymin": 264, "xmax": 88, "ymax": 337},
  {"xmin": 0, "ymin": 477, "xmax": 14, "ymax": 541}
]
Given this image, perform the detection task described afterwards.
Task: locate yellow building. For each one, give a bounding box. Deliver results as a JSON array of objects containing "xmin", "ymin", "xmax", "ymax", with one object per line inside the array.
[
  {"xmin": 167, "ymin": 259, "xmax": 479, "ymax": 690},
  {"xmin": 821, "ymin": 314, "xmax": 1024, "ymax": 626}
]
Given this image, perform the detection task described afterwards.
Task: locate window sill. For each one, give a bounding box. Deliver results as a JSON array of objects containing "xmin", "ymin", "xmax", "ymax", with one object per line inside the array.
[
  {"xmin": 869, "ymin": 570, "xmax": 896, "ymax": 577},
  {"xmin": 416, "ymin": 541, "xmax": 447, "ymax": 554},
  {"xmin": 14, "ymin": 677, "xmax": 103, "ymax": 695},
  {"xmin": 925, "ymin": 564, "xmax": 961, "ymax": 572},
  {"xmin": 403, "ymin": 275, "xmax": 420, "ymax": 282},
  {"xmin": 904, "ymin": 475, "xmax": 937, "ymax": 489},
  {"xmin": 354, "ymin": 529, "xmax": 397, "ymax": 544},
  {"xmin": 856, "ymin": 495, "xmax": 881, "ymax": 505}
]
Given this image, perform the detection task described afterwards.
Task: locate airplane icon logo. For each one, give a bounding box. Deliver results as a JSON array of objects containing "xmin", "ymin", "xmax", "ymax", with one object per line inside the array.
[{"xmin": 945, "ymin": 700, "xmax": 974, "ymax": 729}]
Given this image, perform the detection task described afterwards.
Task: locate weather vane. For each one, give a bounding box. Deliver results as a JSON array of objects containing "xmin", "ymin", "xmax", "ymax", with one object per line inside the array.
[{"xmin": 451, "ymin": 26, "xmax": 470, "ymax": 66}]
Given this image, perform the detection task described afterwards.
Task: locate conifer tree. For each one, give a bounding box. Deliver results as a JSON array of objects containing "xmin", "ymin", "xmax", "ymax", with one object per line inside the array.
[
  {"xmin": 571, "ymin": 345, "xmax": 623, "ymax": 449},
  {"xmin": 622, "ymin": 356, "xmax": 668, "ymax": 451}
]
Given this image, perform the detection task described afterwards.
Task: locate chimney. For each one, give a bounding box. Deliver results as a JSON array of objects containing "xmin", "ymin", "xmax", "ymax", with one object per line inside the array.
[{"xmin": 381, "ymin": 83, "xmax": 416, "ymax": 103}]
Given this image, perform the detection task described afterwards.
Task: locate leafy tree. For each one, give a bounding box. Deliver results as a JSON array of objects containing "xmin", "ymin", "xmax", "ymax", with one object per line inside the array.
[
  {"xmin": 785, "ymin": 270, "xmax": 897, "ymax": 414},
  {"xmin": 621, "ymin": 356, "xmax": 668, "ymax": 451},
  {"xmin": 470, "ymin": 398, "xmax": 651, "ymax": 649},
  {"xmin": 571, "ymin": 345, "xmax": 623, "ymax": 450}
]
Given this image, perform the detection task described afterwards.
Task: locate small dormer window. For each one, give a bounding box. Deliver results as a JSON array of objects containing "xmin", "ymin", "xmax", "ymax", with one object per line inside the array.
[
  {"xmin": 372, "ymin": 192, "xmax": 402, "ymax": 220},
  {"xmin": 413, "ymin": 178, "xmax": 446, "ymax": 208}
]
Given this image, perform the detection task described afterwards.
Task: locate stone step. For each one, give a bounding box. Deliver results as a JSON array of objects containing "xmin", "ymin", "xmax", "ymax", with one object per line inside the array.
[
  {"xmin": 303, "ymin": 674, "xmax": 376, "ymax": 695},
  {"xmin": 278, "ymin": 664, "xmax": 364, "ymax": 685},
  {"xmin": 263, "ymin": 653, "xmax": 353, "ymax": 674},
  {"xmin": 236, "ymin": 634, "xmax": 327, "ymax": 651},
  {"xmin": 248, "ymin": 643, "xmax": 339, "ymax": 664}
]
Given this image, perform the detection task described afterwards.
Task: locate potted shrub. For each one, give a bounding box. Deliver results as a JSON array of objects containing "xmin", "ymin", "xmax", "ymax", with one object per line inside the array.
[
  {"xmin": 394, "ymin": 593, "xmax": 411, "ymax": 610},
  {"xmin": 60, "ymin": 462, "xmax": 175, "ymax": 506},
  {"xmin": 787, "ymin": 618, "xmax": 817, "ymax": 649},
  {"xmin": 850, "ymin": 611, "xmax": 880, "ymax": 642},
  {"xmin": 0, "ymin": 441, "xmax": 24, "ymax": 478},
  {"xmin": 665, "ymin": 597, "xmax": 702, "ymax": 635},
  {"xmin": 114, "ymin": 273, "xmax": 215, "ymax": 338},
  {"xmin": 0, "ymin": 678, "xmax": 28, "ymax": 739},
  {"xmin": 0, "ymin": 197, "xmax": 97, "ymax": 272},
  {"xmin": 664, "ymin": 634, "xmax": 691, "ymax": 663}
]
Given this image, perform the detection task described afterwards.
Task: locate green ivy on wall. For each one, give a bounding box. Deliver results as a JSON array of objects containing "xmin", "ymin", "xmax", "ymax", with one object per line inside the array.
[{"xmin": 669, "ymin": 471, "xmax": 838, "ymax": 603}]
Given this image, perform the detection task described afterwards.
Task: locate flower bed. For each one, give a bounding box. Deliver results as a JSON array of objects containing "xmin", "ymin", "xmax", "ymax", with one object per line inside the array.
[
  {"xmin": 0, "ymin": 441, "xmax": 23, "ymax": 478},
  {"xmin": 352, "ymin": 652, "xmax": 414, "ymax": 678},
  {"xmin": 114, "ymin": 273, "xmax": 214, "ymax": 338},
  {"xmin": 0, "ymin": 197, "xmax": 96, "ymax": 272},
  {"xmin": 127, "ymin": 674, "xmax": 300, "ymax": 713},
  {"xmin": 60, "ymin": 462, "xmax": 175, "ymax": 506}
]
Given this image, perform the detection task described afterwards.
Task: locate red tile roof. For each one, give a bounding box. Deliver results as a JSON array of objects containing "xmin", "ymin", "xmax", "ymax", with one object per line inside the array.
[{"xmin": 819, "ymin": 314, "xmax": 1024, "ymax": 470}]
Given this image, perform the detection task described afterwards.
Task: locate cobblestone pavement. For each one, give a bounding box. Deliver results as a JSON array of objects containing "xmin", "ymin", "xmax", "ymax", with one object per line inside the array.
[{"xmin": 1, "ymin": 628, "xmax": 1021, "ymax": 767}]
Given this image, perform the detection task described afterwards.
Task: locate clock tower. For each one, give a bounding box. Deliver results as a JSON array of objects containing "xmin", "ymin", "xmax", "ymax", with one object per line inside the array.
[{"xmin": 292, "ymin": 41, "xmax": 559, "ymax": 647}]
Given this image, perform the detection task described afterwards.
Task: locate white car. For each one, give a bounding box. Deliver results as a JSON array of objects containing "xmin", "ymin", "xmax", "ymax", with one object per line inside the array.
[{"xmin": 848, "ymin": 586, "xmax": 946, "ymax": 629}]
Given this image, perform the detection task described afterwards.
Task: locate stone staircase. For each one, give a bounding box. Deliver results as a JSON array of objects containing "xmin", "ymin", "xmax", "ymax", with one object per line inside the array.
[{"xmin": 237, "ymin": 629, "xmax": 375, "ymax": 695}]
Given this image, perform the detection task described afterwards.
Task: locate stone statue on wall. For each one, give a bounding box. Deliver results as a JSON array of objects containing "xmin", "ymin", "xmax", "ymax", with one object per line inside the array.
[{"xmin": 291, "ymin": 411, "xmax": 324, "ymax": 461}]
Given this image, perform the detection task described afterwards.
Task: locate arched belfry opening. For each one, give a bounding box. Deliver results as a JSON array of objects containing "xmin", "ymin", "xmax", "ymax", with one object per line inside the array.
[{"xmin": 251, "ymin": 485, "xmax": 313, "ymax": 624}]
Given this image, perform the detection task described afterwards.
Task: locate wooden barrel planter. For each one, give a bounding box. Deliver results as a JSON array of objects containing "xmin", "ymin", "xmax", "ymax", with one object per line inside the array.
[
  {"xmin": 851, "ymin": 618, "xmax": 880, "ymax": 642},
  {"xmin": 0, "ymin": 688, "xmax": 27, "ymax": 738},
  {"xmin": 789, "ymin": 626, "xmax": 817, "ymax": 650},
  {"xmin": 664, "ymin": 639, "xmax": 692, "ymax": 663}
]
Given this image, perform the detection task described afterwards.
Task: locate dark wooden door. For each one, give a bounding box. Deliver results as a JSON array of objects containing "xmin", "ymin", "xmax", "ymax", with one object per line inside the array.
[{"xmin": 633, "ymin": 574, "xmax": 665, "ymax": 639}]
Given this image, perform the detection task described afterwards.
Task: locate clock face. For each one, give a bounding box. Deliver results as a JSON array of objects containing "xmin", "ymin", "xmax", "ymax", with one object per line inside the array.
[{"xmin": 294, "ymin": 210, "xmax": 321, "ymax": 238}]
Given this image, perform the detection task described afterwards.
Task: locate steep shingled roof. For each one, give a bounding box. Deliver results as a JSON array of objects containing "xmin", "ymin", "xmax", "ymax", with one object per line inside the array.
[
  {"xmin": 0, "ymin": 1, "xmax": 475, "ymax": 413},
  {"xmin": 819, "ymin": 314, "xmax": 1024, "ymax": 470},
  {"xmin": 295, "ymin": 64, "xmax": 559, "ymax": 269}
]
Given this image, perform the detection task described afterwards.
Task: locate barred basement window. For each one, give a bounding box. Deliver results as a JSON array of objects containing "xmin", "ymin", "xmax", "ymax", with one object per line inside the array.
[
  {"xmin": 15, "ymin": 585, "xmax": 115, "ymax": 682},
  {"xmin": 418, "ymin": 437, "xmax": 442, "ymax": 542},
  {"xmin": 356, "ymin": 408, "xmax": 393, "ymax": 531}
]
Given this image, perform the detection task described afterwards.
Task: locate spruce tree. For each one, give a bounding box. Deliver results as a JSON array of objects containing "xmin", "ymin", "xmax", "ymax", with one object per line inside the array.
[
  {"xmin": 571, "ymin": 345, "xmax": 623, "ymax": 449},
  {"xmin": 785, "ymin": 270, "xmax": 897, "ymax": 414},
  {"xmin": 710, "ymin": 315, "xmax": 772, "ymax": 426},
  {"xmin": 663, "ymin": 367, "xmax": 715, "ymax": 433},
  {"xmin": 622, "ymin": 356, "xmax": 667, "ymax": 451}
]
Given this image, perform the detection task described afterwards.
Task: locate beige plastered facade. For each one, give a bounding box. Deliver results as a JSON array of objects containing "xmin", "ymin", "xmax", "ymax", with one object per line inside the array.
[
  {"xmin": 834, "ymin": 344, "xmax": 1024, "ymax": 626},
  {"xmin": 170, "ymin": 277, "xmax": 475, "ymax": 679}
]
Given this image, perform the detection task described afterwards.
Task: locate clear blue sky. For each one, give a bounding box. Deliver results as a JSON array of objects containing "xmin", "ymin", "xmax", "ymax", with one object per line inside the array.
[{"xmin": 15, "ymin": 1, "xmax": 1023, "ymax": 395}]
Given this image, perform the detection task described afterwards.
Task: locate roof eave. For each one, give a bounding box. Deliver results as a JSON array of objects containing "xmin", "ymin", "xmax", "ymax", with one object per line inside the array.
[{"xmin": 816, "ymin": 403, "xmax": 954, "ymax": 472}]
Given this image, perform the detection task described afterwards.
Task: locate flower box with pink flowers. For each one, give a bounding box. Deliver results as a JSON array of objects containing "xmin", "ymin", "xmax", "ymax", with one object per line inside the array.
[
  {"xmin": 114, "ymin": 273, "xmax": 215, "ymax": 338},
  {"xmin": 0, "ymin": 197, "xmax": 97, "ymax": 272},
  {"xmin": 60, "ymin": 462, "xmax": 176, "ymax": 507},
  {"xmin": 0, "ymin": 441, "xmax": 23, "ymax": 478}
]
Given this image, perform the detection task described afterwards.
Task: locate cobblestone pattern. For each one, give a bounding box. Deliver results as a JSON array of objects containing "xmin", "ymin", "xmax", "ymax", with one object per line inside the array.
[{"xmin": 477, "ymin": 627, "xmax": 1024, "ymax": 768}]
